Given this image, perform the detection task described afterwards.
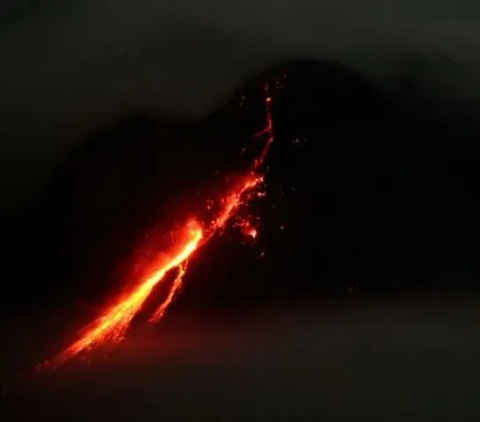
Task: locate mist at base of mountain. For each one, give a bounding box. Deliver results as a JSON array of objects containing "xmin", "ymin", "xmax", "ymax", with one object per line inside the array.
[{"xmin": 3, "ymin": 288, "xmax": 480, "ymax": 422}]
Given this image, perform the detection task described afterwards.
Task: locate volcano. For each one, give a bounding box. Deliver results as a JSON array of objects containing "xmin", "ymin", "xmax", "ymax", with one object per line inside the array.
[{"xmin": 3, "ymin": 58, "xmax": 480, "ymax": 322}]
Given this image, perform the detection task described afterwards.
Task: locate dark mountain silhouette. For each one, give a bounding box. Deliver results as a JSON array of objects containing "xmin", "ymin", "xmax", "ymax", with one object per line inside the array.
[{"xmin": 3, "ymin": 58, "xmax": 480, "ymax": 316}]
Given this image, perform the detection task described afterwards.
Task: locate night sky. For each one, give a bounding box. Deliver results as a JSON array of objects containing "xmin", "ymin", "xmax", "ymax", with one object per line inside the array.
[
  {"xmin": 2, "ymin": 0, "xmax": 480, "ymax": 216},
  {"xmin": 2, "ymin": 2, "xmax": 480, "ymax": 421}
]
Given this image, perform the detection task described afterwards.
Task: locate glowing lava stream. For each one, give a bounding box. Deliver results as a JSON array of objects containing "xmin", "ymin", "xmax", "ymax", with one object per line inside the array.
[{"xmin": 41, "ymin": 77, "xmax": 283, "ymax": 369}]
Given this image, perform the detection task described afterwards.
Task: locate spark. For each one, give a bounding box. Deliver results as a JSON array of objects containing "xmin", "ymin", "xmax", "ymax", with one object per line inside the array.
[{"xmin": 40, "ymin": 74, "xmax": 284, "ymax": 369}]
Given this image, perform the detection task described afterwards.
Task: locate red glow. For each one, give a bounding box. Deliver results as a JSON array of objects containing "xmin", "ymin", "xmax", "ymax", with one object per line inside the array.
[
  {"xmin": 234, "ymin": 216, "xmax": 259, "ymax": 240},
  {"xmin": 40, "ymin": 75, "xmax": 284, "ymax": 369},
  {"xmin": 149, "ymin": 263, "xmax": 187, "ymax": 323}
]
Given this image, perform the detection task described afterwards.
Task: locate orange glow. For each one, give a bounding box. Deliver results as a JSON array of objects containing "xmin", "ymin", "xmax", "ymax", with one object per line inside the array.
[
  {"xmin": 210, "ymin": 174, "xmax": 262, "ymax": 233},
  {"xmin": 234, "ymin": 216, "xmax": 259, "ymax": 240},
  {"xmin": 44, "ymin": 173, "xmax": 266, "ymax": 368},
  {"xmin": 149, "ymin": 263, "xmax": 187, "ymax": 323},
  {"xmin": 43, "ymin": 222, "xmax": 202, "ymax": 367},
  {"xmin": 40, "ymin": 75, "xmax": 285, "ymax": 369}
]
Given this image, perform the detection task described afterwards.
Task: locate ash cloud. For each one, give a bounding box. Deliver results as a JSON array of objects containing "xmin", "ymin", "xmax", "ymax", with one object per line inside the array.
[{"xmin": 1, "ymin": 0, "xmax": 480, "ymax": 215}]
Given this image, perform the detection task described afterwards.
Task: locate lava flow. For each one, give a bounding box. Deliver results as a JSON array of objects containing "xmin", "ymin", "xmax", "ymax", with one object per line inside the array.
[{"xmin": 40, "ymin": 76, "xmax": 284, "ymax": 369}]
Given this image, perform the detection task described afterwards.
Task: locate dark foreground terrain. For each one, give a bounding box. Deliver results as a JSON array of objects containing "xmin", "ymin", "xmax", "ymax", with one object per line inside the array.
[{"xmin": 2, "ymin": 290, "xmax": 480, "ymax": 422}]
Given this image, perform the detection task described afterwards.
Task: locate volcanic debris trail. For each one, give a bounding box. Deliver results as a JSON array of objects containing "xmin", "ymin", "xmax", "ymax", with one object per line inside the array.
[{"xmin": 39, "ymin": 74, "xmax": 285, "ymax": 369}]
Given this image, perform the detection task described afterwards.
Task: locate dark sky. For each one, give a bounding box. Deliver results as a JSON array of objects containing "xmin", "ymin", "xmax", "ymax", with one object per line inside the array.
[{"xmin": 2, "ymin": 0, "xmax": 480, "ymax": 216}]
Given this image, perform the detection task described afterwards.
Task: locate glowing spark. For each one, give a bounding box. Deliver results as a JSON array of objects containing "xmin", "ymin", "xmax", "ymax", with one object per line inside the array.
[{"xmin": 41, "ymin": 75, "xmax": 284, "ymax": 369}]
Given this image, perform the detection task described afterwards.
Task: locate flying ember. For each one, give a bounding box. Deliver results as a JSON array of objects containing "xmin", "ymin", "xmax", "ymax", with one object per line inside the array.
[{"xmin": 39, "ymin": 75, "xmax": 285, "ymax": 370}]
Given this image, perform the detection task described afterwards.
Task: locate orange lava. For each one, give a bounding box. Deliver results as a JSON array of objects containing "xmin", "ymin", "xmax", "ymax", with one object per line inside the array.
[
  {"xmin": 148, "ymin": 263, "xmax": 187, "ymax": 323},
  {"xmin": 42, "ymin": 221, "xmax": 202, "ymax": 368},
  {"xmin": 40, "ymin": 75, "xmax": 284, "ymax": 369}
]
